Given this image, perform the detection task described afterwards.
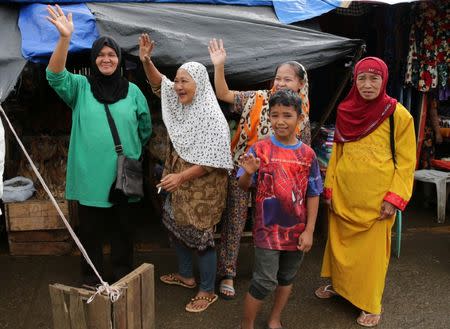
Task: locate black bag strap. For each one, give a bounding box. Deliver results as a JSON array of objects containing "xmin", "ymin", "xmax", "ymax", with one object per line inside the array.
[
  {"xmin": 389, "ymin": 112, "xmax": 396, "ymax": 168},
  {"xmin": 103, "ymin": 104, "xmax": 123, "ymax": 155}
]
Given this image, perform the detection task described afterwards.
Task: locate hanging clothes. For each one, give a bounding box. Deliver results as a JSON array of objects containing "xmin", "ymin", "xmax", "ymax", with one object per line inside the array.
[{"xmin": 405, "ymin": 0, "xmax": 449, "ymax": 96}]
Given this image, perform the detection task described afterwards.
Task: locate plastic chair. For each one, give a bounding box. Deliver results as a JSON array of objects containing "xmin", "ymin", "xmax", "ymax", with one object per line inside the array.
[
  {"xmin": 414, "ymin": 169, "xmax": 450, "ymax": 223},
  {"xmin": 393, "ymin": 210, "xmax": 402, "ymax": 258}
]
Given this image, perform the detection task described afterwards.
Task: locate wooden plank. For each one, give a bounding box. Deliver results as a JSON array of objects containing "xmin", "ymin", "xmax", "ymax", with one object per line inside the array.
[
  {"xmin": 49, "ymin": 265, "xmax": 155, "ymax": 329},
  {"xmin": 69, "ymin": 288, "xmax": 88, "ymax": 329},
  {"xmin": 7, "ymin": 200, "xmax": 68, "ymax": 217},
  {"xmin": 51, "ymin": 283, "xmax": 112, "ymax": 329},
  {"xmin": 8, "ymin": 241, "xmax": 72, "ymax": 256},
  {"xmin": 126, "ymin": 275, "xmax": 142, "ymax": 329},
  {"xmin": 6, "ymin": 200, "xmax": 68, "ymax": 231},
  {"xmin": 113, "ymin": 291, "xmax": 128, "ymax": 329},
  {"xmin": 8, "ymin": 230, "xmax": 70, "ymax": 242},
  {"xmin": 49, "ymin": 285, "xmax": 71, "ymax": 329},
  {"xmin": 7, "ymin": 215, "xmax": 67, "ymax": 231},
  {"xmin": 114, "ymin": 263, "xmax": 152, "ymax": 286},
  {"xmin": 86, "ymin": 293, "xmax": 112, "ymax": 329},
  {"xmin": 140, "ymin": 264, "xmax": 155, "ymax": 329}
]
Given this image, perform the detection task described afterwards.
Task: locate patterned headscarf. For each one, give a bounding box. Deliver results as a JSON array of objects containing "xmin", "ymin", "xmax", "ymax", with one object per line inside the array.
[{"xmin": 161, "ymin": 62, "xmax": 233, "ymax": 170}]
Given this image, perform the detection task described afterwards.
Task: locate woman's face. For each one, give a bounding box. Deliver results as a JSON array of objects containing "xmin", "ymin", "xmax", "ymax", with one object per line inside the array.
[
  {"xmin": 174, "ymin": 69, "xmax": 196, "ymax": 105},
  {"xmin": 273, "ymin": 64, "xmax": 304, "ymax": 93},
  {"xmin": 95, "ymin": 46, "xmax": 119, "ymax": 76},
  {"xmin": 356, "ymin": 72, "xmax": 383, "ymax": 101}
]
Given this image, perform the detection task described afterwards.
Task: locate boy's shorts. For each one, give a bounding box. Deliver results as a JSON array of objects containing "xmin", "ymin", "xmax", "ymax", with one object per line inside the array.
[{"xmin": 249, "ymin": 247, "xmax": 304, "ymax": 300}]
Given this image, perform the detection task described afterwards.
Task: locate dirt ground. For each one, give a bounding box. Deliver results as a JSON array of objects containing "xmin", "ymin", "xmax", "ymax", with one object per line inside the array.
[{"xmin": 0, "ymin": 195, "xmax": 449, "ymax": 329}]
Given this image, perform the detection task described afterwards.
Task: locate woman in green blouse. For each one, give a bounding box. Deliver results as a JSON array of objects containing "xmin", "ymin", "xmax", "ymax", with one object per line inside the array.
[{"xmin": 45, "ymin": 5, "xmax": 151, "ymax": 284}]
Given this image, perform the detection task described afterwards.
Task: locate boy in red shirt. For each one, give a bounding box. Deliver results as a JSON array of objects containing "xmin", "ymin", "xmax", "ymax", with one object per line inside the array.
[{"xmin": 238, "ymin": 89, "xmax": 322, "ymax": 329}]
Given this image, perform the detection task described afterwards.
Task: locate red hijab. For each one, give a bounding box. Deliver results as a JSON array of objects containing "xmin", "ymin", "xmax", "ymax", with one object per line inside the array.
[{"xmin": 334, "ymin": 57, "xmax": 397, "ymax": 142}]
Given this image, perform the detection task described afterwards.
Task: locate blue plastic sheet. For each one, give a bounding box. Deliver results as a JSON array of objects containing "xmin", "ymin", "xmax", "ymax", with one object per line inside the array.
[
  {"xmin": 10, "ymin": 0, "xmax": 271, "ymax": 4},
  {"xmin": 15, "ymin": 1, "xmax": 344, "ymax": 27},
  {"xmin": 273, "ymin": 0, "xmax": 342, "ymax": 24},
  {"xmin": 19, "ymin": 3, "xmax": 99, "ymax": 62}
]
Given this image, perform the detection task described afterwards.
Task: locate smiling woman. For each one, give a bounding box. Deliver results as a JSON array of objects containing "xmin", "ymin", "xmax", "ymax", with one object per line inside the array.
[
  {"xmin": 173, "ymin": 69, "xmax": 197, "ymax": 105},
  {"xmin": 95, "ymin": 46, "xmax": 119, "ymax": 76},
  {"xmin": 44, "ymin": 5, "xmax": 152, "ymax": 285},
  {"xmin": 138, "ymin": 33, "xmax": 233, "ymax": 313}
]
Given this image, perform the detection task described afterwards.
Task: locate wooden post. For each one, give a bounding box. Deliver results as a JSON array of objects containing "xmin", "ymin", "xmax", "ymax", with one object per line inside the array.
[
  {"xmin": 311, "ymin": 45, "xmax": 365, "ymax": 143},
  {"xmin": 49, "ymin": 263, "xmax": 155, "ymax": 329}
]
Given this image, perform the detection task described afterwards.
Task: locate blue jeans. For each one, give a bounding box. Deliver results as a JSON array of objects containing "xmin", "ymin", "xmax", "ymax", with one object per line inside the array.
[{"xmin": 174, "ymin": 240, "xmax": 217, "ymax": 292}]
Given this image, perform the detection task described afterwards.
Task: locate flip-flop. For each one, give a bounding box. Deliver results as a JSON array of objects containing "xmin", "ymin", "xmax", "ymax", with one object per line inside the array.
[
  {"xmin": 314, "ymin": 284, "xmax": 338, "ymax": 299},
  {"xmin": 160, "ymin": 273, "xmax": 196, "ymax": 289},
  {"xmin": 219, "ymin": 282, "xmax": 236, "ymax": 300},
  {"xmin": 185, "ymin": 294, "xmax": 218, "ymax": 313},
  {"xmin": 356, "ymin": 311, "xmax": 381, "ymax": 327}
]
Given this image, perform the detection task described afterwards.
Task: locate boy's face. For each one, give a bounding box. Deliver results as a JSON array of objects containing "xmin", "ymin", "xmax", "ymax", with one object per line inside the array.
[{"xmin": 269, "ymin": 104, "xmax": 300, "ymax": 140}]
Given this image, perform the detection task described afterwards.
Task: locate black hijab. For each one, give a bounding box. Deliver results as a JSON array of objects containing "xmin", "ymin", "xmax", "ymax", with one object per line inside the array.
[{"xmin": 87, "ymin": 36, "xmax": 129, "ymax": 104}]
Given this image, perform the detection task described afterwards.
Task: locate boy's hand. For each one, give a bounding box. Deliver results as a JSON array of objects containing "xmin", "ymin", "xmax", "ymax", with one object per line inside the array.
[
  {"xmin": 139, "ymin": 33, "xmax": 155, "ymax": 64},
  {"xmin": 297, "ymin": 230, "xmax": 313, "ymax": 252},
  {"xmin": 208, "ymin": 38, "xmax": 226, "ymax": 66},
  {"xmin": 238, "ymin": 153, "xmax": 260, "ymax": 175}
]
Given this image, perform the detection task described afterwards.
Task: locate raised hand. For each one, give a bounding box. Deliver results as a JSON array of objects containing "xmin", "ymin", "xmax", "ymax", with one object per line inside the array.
[
  {"xmin": 46, "ymin": 4, "xmax": 73, "ymax": 38},
  {"xmin": 208, "ymin": 38, "xmax": 227, "ymax": 66},
  {"xmin": 239, "ymin": 153, "xmax": 261, "ymax": 175},
  {"xmin": 139, "ymin": 33, "xmax": 155, "ymax": 64}
]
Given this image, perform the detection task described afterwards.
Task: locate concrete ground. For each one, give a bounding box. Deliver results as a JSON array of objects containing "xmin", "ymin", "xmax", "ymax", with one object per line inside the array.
[{"xmin": 0, "ymin": 198, "xmax": 449, "ymax": 329}]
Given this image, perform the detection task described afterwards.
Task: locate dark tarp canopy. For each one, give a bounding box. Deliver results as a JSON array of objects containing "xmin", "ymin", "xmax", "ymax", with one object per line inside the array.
[
  {"xmin": 87, "ymin": 2, "xmax": 362, "ymax": 84},
  {"xmin": 0, "ymin": 2, "xmax": 362, "ymax": 102},
  {"xmin": 0, "ymin": 5, "xmax": 27, "ymax": 102}
]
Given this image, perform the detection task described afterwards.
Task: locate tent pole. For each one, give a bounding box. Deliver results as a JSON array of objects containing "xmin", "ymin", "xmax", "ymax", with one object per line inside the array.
[{"xmin": 311, "ymin": 45, "xmax": 365, "ymax": 142}]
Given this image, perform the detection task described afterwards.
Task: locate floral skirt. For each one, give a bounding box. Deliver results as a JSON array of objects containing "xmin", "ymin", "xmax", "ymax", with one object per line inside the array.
[{"xmin": 162, "ymin": 197, "xmax": 215, "ymax": 251}]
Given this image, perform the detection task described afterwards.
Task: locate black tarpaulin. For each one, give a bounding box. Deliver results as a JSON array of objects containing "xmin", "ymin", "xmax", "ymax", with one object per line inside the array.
[
  {"xmin": 0, "ymin": 5, "xmax": 27, "ymax": 102},
  {"xmin": 87, "ymin": 2, "xmax": 362, "ymax": 84}
]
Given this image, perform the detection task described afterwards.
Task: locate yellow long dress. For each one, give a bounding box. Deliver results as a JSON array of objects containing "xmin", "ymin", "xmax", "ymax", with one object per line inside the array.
[{"xmin": 321, "ymin": 103, "xmax": 416, "ymax": 314}]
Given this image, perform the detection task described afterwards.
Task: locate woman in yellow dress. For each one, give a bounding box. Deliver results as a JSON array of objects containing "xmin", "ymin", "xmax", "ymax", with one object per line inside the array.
[{"xmin": 315, "ymin": 57, "xmax": 416, "ymax": 327}]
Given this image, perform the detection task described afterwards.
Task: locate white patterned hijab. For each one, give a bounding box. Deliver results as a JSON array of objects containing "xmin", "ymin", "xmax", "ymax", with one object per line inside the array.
[{"xmin": 161, "ymin": 62, "xmax": 233, "ymax": 170}]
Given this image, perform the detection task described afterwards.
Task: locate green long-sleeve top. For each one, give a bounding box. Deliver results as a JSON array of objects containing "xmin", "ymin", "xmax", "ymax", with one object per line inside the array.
[{"xmin": 46, "ymin": 69, "xmax": 152, "ymax": 207}]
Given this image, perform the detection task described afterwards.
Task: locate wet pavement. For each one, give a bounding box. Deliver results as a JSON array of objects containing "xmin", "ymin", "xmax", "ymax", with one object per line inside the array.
[{"xmin": 0, "ymin": 201, "xmax": 449, "ymax": 329}]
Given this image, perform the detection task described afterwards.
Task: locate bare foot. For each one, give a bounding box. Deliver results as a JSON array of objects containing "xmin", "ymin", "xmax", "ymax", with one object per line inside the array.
[{"xmin": 267, "ymin": 319, "xmax": 282, "ymax": 329}]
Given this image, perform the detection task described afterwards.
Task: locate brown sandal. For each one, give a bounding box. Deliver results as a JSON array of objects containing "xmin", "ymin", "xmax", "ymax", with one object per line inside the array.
[
  {"xmin": 314, "ymin": 285, "xmax": 338, "ymax": 299},
  {"xmin": 185, "ymin": 294, "xmax": 218, "ymax": 313},
  {"xmin": 160, "ymin": 273, "xmax": 196, "ymax": 289}
]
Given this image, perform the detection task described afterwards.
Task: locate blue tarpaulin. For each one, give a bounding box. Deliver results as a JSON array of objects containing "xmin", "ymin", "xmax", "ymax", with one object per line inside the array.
[
  {"xmin": 273, "ymin": 0, "xmax": 342, "ymax": 24},
  {"xmin": 19, "ymin": 3, "xmax": 99, "ymax": 62},
  {"xmin": 12, "ymin": 0, "xmax": 342, "ymax": 24}
]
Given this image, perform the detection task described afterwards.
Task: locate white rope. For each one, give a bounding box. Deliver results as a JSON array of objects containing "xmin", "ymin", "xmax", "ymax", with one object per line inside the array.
[{"xmin": 0, "ymin": 104, "xmax": 122, "ymax": 303}]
